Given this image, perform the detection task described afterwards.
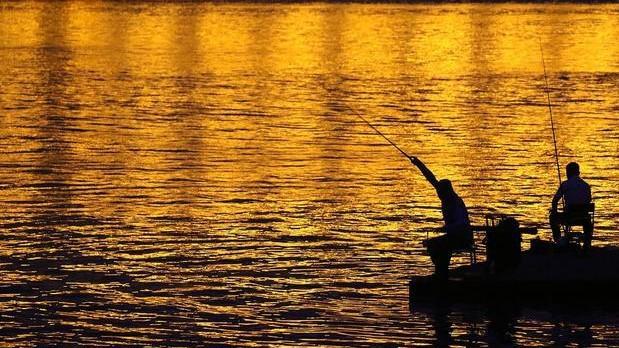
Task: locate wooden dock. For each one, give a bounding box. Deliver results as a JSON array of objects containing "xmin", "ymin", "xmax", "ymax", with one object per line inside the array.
[{"xmin": 410, "ymin": 245, "xmax": 619, "ymax": 305}]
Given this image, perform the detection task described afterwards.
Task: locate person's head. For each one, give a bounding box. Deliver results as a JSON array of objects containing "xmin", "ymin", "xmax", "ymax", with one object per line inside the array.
[
  {"xmin": 437, "ymin": 179, "xmax": 455, "ymax": 199},
  {"xmin": 566, "ymin": 162, "xmax": 580, "ymax": 179}
]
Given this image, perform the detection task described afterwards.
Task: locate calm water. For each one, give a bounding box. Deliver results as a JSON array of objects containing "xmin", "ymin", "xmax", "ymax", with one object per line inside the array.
[{"xmin": 1, "ymin": 1, "xmax": 619, "ymax": 346}]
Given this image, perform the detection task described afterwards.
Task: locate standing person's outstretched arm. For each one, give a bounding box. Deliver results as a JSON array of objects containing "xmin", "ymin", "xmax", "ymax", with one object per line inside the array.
[{"xmin": 410, "ymin": 156, "xmax": 439, "ymax": 190}]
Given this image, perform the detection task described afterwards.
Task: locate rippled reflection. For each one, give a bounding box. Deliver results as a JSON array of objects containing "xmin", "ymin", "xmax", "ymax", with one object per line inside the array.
[{"xmin": 1, "ymin": 2, "xmax": 618, "ymax": 346}]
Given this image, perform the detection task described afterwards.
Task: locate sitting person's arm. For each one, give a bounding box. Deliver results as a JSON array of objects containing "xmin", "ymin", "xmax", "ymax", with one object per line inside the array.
[
  {"xmin": 551, "ymin": 183, "xmax": 564, "ymax": 213},
  {"xmin": 410, "ymin": 156, "xmax": 439, "ymax": 190}
]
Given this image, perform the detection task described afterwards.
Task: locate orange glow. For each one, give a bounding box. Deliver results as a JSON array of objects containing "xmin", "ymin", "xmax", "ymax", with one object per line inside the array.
[{"xmin": 0, "ymin": 2, "xmax": 618, "ymax": 346}]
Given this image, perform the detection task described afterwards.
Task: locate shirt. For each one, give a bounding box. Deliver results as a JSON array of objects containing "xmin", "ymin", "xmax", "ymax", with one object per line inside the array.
[
  {"xmin": 554, "ymin": 176, "xmax": 592, "ymax": 208},
  {"xmin": 441, "ymin": 194, "xmax": 471, "ymax": 231}
]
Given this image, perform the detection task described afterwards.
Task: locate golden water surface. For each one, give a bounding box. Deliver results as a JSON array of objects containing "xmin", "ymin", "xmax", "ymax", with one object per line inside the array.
[{"xmin": 1, "ymin": 1, "xmax": 618, "ymax": 346}]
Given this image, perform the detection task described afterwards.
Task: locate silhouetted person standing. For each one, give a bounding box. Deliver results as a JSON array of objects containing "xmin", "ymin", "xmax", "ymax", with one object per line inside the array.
[
  {"xmin": 410, "ymin": 156, "xmax": 473, "ymax": 279},
  {"xmin": 550, "ymin": 162, "xmax": 592, "ymax": 250}
]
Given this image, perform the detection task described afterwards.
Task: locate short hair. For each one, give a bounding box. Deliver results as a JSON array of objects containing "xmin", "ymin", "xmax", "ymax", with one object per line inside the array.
[{"xmin": 566, "ymin": 162, "xmax": 580, "ymax": 178}]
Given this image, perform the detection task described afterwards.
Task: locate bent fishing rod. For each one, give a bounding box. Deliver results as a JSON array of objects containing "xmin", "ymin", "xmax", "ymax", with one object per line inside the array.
[
  {"xmin": 539, "ymin": 39, "xmax": 562, "ymax": 187},
  {"xmin": 343, "ymin": 103, "xmax": 411, "ymax": 159}
]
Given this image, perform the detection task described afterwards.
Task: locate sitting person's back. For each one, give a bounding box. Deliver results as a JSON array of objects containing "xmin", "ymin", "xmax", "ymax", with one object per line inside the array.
[
  {"xmin": 438, "ymin": 180, "xmax": 472, "ymax": 242},
  {"xmin": 439, "ymin": 188, "xmax": 471, "ymax": 234},
  {"xmin": 557, "ymin": 172, "xmax": 591, "ymax": 209}
]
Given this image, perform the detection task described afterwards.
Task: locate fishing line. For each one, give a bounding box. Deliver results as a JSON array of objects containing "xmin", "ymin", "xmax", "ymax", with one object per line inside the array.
[
  {"xmin": 539, "ymin": 39, "xmax": 563, "ymax": 187},
  {"xmin": 343, "ymin": 103, "xmax": 411, "ymax": 159}
]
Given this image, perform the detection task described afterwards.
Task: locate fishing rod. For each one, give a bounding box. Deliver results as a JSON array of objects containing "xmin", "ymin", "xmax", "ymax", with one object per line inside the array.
[
  {"xmin": 539, "ymin": 39, "xmax": 563, "ymax": 186},
  {"xmin": 343, "ymin": 103, "xmax": 411, "ymax": 159}
]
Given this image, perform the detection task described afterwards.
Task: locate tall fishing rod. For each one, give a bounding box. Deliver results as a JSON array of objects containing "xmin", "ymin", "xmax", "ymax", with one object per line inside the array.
[
  {"xmin": 343, "ymin": 103, "xmax": 411, "ymax": 159},
  {"xmin": 539, "ymin": 39, "xmax": 563, "ymax": 186}
]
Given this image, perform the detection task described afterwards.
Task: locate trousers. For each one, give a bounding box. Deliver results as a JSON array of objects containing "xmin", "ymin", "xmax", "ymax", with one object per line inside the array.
[
  {"xmin": 549, "ymin": 211, "xmax": 593, "ymax": 250},
  {"xmin": 425, "ymin": 230, "xmax": 472, "ymax": 279}
]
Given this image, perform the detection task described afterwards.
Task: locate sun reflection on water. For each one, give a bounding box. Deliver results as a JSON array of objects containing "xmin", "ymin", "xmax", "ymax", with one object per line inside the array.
[{"xmin": 0, "ymin": 1, "xmax": 618, "ymax": 346}]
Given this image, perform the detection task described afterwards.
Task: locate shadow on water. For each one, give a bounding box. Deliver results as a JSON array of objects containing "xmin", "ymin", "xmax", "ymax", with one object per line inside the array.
[{"xmin": 411, "ymin": 301, "xmax": 611, "ymax": 347}]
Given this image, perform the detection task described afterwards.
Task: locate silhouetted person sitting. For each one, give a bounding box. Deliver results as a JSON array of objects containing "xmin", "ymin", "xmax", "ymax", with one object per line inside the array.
[
  {"xmin": 550, "ymin": 162, "xmax": 592, "ymax": 250},
  {"xmin": 410, "ymin": 156, "xmax": 473, "ymax": 280}
]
